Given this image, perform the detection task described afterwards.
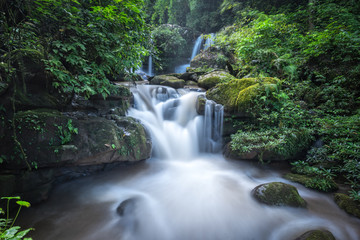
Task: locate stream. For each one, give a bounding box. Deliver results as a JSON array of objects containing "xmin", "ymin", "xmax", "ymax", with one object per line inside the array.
[{"xmin": 21, "ymin": 85, "xmax": 360, "ymax": 240}]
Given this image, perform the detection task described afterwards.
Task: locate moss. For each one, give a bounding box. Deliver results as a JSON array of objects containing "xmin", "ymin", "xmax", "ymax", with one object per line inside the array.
[
  {"xmin": 295, "ymin": 230, "xmax": 336, "ymax": 240},
  {"xmin": 253, "ymin": 182, "xmax": 306, "ymax": 208},
  {"xmin": 284, "ymin": 173, "xmax": 338, "ymax": 192},
  {"xmin": 334, "ymin": 193, "xmax": 360, "ymax": 218},
  {"xmin": 198, "ymin": 71, "xmax": 235, "ymax": 90},
  {"xmin": 206, "ymin": 77, "xmax": 279, "ymax": 113}
]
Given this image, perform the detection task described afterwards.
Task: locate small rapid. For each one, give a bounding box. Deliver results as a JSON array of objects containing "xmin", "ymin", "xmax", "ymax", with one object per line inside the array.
[{"xmin": 20, "ymin": 85, "xmax": 360, "ymax": 240}]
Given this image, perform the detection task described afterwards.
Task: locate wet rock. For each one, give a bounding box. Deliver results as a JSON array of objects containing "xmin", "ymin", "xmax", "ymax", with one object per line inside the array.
[
  {"xmin": 2, "ymin": 109, "xmax": 151, "ymax": 169},
  {"xmin": 198, "ymin": 71, "xmax": 235, "ymax": 90},
  {"xmin": 69, "ymin": 85, "xmax": 131, "ymax": 116},
  {"xmin": 334, "ymin": 193, "xmax": 360, "ymax": 218},
  {"xmin": 252, "ymin": 182, "xmax": 306, "ymax": 208},
  {"xmin": 195, "ymin": 95, "xmax": 207, "ymax": 115},
  {"xmin": 294, "ymin": 229, "xmax": 336, "ymax": 240},
  {"xmin": 117, "ymin": 197, "xmax": 138, "ymax": 216},
  {"xmin": 180, "ymin": 72, "xmax": 198, "ymax": 82},
  {"xmin": 190, "ymin": 46, "xmax": 228, "ymax": 70},
  {"xmin": 151, "ymin": 75, "xmax": 185, "ymax": 89}
]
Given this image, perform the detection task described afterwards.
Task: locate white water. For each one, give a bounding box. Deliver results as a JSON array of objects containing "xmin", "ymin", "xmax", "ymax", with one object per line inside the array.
[
  {"xmin": 20, "ymin": 85, "xmax": 360, "ymax": 240},
  {"xmin": 148, "ymin": 55, "xmax": 153, "ymax": 76},
  {"xmin": 191, "ymin": 35, "xmax": 204, "ymax": 60}
]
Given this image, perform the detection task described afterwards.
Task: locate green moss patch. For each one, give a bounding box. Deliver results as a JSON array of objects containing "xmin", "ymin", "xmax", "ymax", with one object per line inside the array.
[
  {"xmin": 284, "ymin": 173, "xmax": 338, "ymax": 192},
  {"xmin": 295, "ymin": 230, "xmax": 336, "ymax": 240},
  {"xmin": 334, "ymin": 193, "xmax": 360, "ymax": 218},
  {"xmin": 206, "ymin": 77, "xmax": 279, "ymax": 113},
  {"xmin": 252, "ymin": 182, "xmax": 306, "ymax": 208}
]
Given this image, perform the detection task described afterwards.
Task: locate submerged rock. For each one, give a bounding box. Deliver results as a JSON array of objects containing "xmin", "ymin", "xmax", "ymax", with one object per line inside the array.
[
  {"xmin": 117, "ymin": 197, "xmax": 139, "ymax": 216},
  {"xmin": 198, "ymin": 70, "xmax": 235, "ymax": 90},
  {"xmin": 294, "ymin": 230, "xmax": 336, "ymax": 240},
  {"xmin": 334, "ymin": 193, "xmax": 360, "ymax": 218},
  {"xmin": 252, "ymin": 182, "xmax": 306, "ymax": 208}
]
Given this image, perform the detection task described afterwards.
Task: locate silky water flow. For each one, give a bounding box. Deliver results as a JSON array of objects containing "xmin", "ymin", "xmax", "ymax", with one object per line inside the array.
[{"xmin": 21, "ymin": 85, "xmax": 360, "ymax": 240}]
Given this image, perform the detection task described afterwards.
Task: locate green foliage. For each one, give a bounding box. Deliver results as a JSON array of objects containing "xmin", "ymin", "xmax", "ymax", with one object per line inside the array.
[
  {"xmin": 0, "ymin": 197, "xmax": 33, "ymax": 240},
  {"xmin": 56, "ymin": 119, "xmax": 78, "ymax": 145},
  {"xmin": 147, "ymin": 0, "xmax": 223, "ymax": 32},
  {"xmin": 151, "ymin": 25, "xmax": 187, "ymax": 71},
  {"xmin": 1, "ymin": 0, "xmax": 149, "ymax": 99},
  {"xmin": 231, "ymin": 128, "xmax": 313, "ymax": 161}
]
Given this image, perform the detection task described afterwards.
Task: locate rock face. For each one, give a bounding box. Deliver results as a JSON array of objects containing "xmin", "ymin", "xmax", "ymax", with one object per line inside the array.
[
  {"xmin": 206, "ymin": 77, "xmax": 279, "ymax": 115},
  {"xmin": 294, "ymin": 230, "xmax": 336, "ymax": 240},
  {"xmin": 334, "ymin": 193, "xmax": 360, "ymax": 218},
  {"xmin": 3, "ymin": 109, "xmax": 151, "ymax": 169},
  {"xmin": 151, "ymin": 75, "xmax": 185, "ymax": 89},
  {"xmin": 190, "ymin": 46, "xmax": 229, "ymax": 70},
  {"xmin": 198, "ymin": 70, "xmax": 235, "ymax": 90},
  {"xmin": 252, "ymin": 182, "xmax": 306, "ymax": 208}
]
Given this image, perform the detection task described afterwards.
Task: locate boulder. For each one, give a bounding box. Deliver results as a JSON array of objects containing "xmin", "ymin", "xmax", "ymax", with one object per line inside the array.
[
  {"xmin": 206, "ymin": 77, "xmax": 279, "ymax": 115},
  {"xmin": 190, "ymin": 46, "xmax": 228, "ymax": 70},
  {"xmin": 117, "ymin": 197, "xmax": 139, "ymax": 216},
  {"xmin": 151, "ymin": 75, "xmax": 185, "ymax": 89},
  {"xmin": 2, "ymin": 109, "xmax": 151, "ymax": 169},
  {"xmin": 334, "ymin": 193, "xmax": 360, "ymax": 218},
  {"xmin": 180, "ymin": 72, "xmax": 199, "ymax": 82},
  {"xmin": 195, "ymin": 94, "xmax": 207, "ymax": 115},
  {"xmin": 69, "ymin": 85, "xmax": 131, "ymax": 116},
  {"xmin": 294, "ymin": 230, "xmax": 336, "ymax": 240},
  {"xmin": 198, "ymin": 70, "xmax": 235, "ymax": 90},
  {"xmin": 252, "ymin": 182, "xmax": 306, "ymax": 208}
]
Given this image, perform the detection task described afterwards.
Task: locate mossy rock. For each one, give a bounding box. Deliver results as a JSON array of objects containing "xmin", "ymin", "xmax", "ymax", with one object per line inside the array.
[
  {"xmin": 252, "ymin": 182, "xmax": 306, "ymax": 208},
  {"xmin": 284, "ymin": 173, "xmax": 338, "ymax": 192},
  {"xmin": 206, "ymin": 77, "xmax": 279, "ymax": 115},
  {"xmin": 334, "ymin": 193, "xmax": 360, "ymax": 218},
  {"xmin": 190, "ymin": 46, "xmax": 228, "ymax": 70},
  {"xmin": 198, "ymin": 70, "xmax": 235, "ymax": 90},
  {"xmin": 294, "ymin": 230, "xmax": 336, "ymax": 240},
  {"xmin": 195, "ymin": 94, "xmax": 207, "ymax": 115},
  {"xmin": 151, "ymin": 75, "xmax": 185, "ymax": 89},
  {"xmin": 2, "ymin": 109, "xmax": 151, "ymax": 169}
]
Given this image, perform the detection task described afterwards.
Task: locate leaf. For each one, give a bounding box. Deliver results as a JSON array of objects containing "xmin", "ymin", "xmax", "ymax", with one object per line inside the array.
[
  {"xmin": 1, "ymin": 196, "xmax": 21, "ymax": 200},
  {"xmin": 16, "ymin": 201, "xmax": 31, "ymax": 208}
]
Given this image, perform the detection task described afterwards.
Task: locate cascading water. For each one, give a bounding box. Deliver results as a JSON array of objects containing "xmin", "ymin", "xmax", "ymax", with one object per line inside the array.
[
  {"xmin": 20, "ymin": 85, "xmax": 360, "ymax": 240},
  {"xmin": 148, "ymin": 55, "xmax": 153, "ymax": 76},
  {"xmin": 191, "ymin": 35, "xmax": 204, "ymax": 60}
]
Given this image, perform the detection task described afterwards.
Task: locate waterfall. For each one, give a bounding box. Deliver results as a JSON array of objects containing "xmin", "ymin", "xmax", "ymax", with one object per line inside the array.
[
  {"xmin": 20, "ymin": 84, "xmax": 360, "ymax": 240},
  {"xmin": 202, "ymin": 100, "xmax": 224, "ymax": 152},
  {"xmin": 148, "ymin": 55, "xmax": 153, "ymax": 76},
  {"xmin": 191, "ymin": 35, "xmax": 204, "ymax": 60},
  {"xmin": 128, "ymin": 85, "xmax": 223, "ymax": 159},
  {"xmin": 203, "ymin": 33, "xmax": 215, "ymax": 50}
]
